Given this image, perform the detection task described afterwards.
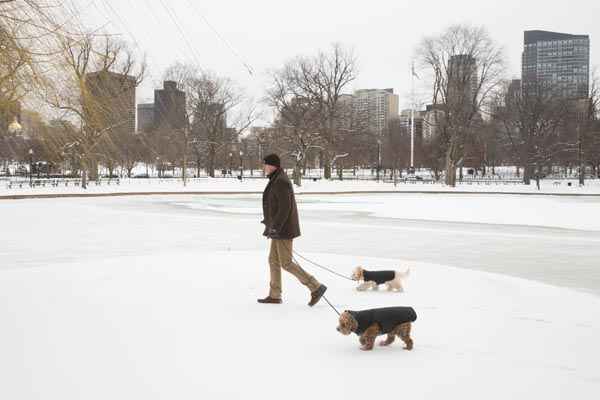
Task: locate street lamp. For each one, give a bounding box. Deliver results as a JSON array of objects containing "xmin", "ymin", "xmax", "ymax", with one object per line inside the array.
[
  {"xmin": 156, "ymin": 157, "xmax": 160, "ymax": 178},
  {"xmin": 239, "ymin": 151, "xmax": 244, "ymax": 179},
  {"xmin": 229, "ymin": 152, "xmax": 233, "ymax": 176},
  {"xmin": 28, "ymin": 148, "xmax": 34, "ymax": 187}
]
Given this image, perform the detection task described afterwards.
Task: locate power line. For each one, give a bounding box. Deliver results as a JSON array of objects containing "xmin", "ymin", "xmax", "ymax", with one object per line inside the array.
[
  {"xmin": 156, "ymin": 0, "xmax": 203, "ymax": 67},
  {"xmin": 183, "ymin": 0, "xmax": 255, "ymax": 77}
]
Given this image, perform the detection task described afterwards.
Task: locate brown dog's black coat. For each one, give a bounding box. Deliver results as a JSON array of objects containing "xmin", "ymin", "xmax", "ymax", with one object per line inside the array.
[
  {"xmin": 348, "ymin": 307, "xmax": 417, "ymax": 335},
  {"xmin": 338, "ymin": 307, "xmax": 417, "ymax": 351}
]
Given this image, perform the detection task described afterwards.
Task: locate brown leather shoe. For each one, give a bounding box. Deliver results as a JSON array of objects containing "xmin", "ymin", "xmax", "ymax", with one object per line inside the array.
[
  {"xmin": 308, "ymin": 285, "xmax": 327, "ymax": 307},
  {"xmin": 257, "ymin": 296, "xmax": 282, "ymax": 304}
]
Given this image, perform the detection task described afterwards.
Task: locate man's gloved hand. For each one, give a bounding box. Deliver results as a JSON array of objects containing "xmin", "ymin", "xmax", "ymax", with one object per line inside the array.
[{"xmin": 267, "ymin": 228, "xmax": 280, "ymax": 239}]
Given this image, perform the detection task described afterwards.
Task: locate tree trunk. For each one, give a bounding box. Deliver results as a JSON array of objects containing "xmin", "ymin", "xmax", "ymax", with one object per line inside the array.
[
  {"xmin": 323, "ymin": 152, "xmax": 332, "ymax": 179},
  {"xmin": 81, "ymin": 156, "xmax": 88, "ymax": 189},
  {"xmin": 523, "ymin": 164, "xmax": 534, "ymax": 185},
  {"xmin": 207, "ymin": 145, "xmax": 216, "ymax": 178},
  {"xmin": 88, "ymin": 157, "xmax": 98, "ymax": 182},
  {"xmin": 293, "ymin": 164, "xmax": 302, "ymax": 187},
  {"xmin": 444, "ymin": 140, "xmax": 459, "ymax": 187}
]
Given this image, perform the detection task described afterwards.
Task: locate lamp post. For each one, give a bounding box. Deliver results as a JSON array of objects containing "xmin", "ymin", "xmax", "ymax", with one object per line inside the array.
[
  {"xmin": 156, "ymin": 157, "xmax": 160, "ymax": 178},
  {"xmin": 239, "ymin": 151, "xmax": 244, "ymax": 179},
  {"xmin": 28, "ymin": 148, "xmax": 34, "ymax": 187},
  {"xmin": 229, "ymin": 152, "xmax": 233, "ymax": 176}
]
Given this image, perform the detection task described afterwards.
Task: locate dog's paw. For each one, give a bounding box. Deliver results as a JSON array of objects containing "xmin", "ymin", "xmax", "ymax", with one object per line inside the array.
[
  {"xmin": 378, "ymin": 340, "xmax": 390, "ymax": 347},
  {"xmin": 360, "ymin": 345, "xmax": 374, "ymax": 351}
]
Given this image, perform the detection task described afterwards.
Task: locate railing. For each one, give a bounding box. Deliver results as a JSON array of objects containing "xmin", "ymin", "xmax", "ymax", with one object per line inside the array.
[{"xmin": 4, "ymin": 178, "xmax": 120, "ymax": 189}]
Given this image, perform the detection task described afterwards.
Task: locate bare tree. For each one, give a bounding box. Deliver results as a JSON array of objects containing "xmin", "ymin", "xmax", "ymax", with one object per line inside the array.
[
  {"xmin": 45, "ymin": 34, "xmax": 145, "ymax": 187},
  {"xmin": 417, "ymin": 25, "xmax": 505, "ymax": 186},
  {"xmin": 0, "ymin": 0, "xmax": 63, "ymax": 132},
  {"xmin": 188, "ymin": 72, "xmax": 255, "ymax": 177},
  {"xmin": 493, "ymin": 79, "xmax": 573, "ymax": 184},
  {"xmin": 266, "ymin": 44, "xmax": 357, "ymax": 181},
  {"xmin": 571, "ymin": 69, "xmax": 600, "ymax": 185},
  {"xmin": 266, "ymin": 62, "xmax": 325, "ymax": 185},
  {"xmin": 310, "ymin": 44, "xmax": 357, "ymax": 179}
]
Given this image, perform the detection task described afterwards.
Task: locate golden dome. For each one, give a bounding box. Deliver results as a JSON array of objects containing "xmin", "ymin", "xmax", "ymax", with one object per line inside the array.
[{"xmin": 8, "ymin": 118, "xmax": 23, "ymax": 134}]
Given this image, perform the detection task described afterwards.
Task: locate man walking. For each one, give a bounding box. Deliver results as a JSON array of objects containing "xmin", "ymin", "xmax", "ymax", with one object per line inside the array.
[{"xmin": 257, "ymin": 153, "xmax": 327, "ymax": 306}]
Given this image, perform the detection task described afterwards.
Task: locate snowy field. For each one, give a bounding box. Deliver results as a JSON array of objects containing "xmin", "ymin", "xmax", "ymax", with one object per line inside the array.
[
  {"xmin": 3, "ymin": 175, "xmax": 600, "ymax": 198},
  {"xmin": 1, "ymin": 194, "xmax": 600, "ymax": 399}
]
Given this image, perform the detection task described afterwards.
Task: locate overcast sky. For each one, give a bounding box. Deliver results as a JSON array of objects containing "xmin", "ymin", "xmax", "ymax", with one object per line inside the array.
[{"xmin": 77, "ymin": 0, "xmax": 600, "ymax": 120}]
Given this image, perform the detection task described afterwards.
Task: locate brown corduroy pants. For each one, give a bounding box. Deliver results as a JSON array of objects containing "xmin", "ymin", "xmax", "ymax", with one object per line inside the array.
[{"xmin": 268, "ymin": 239, "xmax": 320, "ymax": 299}]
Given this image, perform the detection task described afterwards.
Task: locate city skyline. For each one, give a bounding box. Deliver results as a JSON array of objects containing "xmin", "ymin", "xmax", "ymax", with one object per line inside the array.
[{"xmin": 73, "ymin": 0, "xmax": 599, "ymax": 119}]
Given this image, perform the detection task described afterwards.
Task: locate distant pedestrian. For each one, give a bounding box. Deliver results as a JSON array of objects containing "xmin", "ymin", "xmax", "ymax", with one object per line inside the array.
[{"xmin": 257, "ymin": 153, "xmax": 327, "ymax": 306}]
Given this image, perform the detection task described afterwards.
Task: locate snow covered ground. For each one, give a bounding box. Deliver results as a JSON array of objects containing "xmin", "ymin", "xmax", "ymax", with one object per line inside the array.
[
  {"xmin": 2, "ymin": 175, "xmax": 600, "ymax": 198},
  {"xmin": 1, "ymin": 194, "xmax": 599, "ymax": 399}
]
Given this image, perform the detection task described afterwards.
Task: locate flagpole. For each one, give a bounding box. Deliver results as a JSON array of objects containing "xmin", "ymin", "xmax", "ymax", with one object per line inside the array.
[{"xmin": 410, "ymin": 62, "xmax": 415, "ymax": 170}]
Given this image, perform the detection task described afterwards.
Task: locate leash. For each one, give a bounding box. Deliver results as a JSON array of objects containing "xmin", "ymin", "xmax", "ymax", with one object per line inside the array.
[
  {"xmin": 289, "ymin": 247, "xmax": 355, "ymax": 282},
  {"xmin": 279, "ymin": 241, "xmax": 346, "ymax": 317},
  {"xmin": 322, "ymin": 294, "xmax": 341, "ymax": 316}
]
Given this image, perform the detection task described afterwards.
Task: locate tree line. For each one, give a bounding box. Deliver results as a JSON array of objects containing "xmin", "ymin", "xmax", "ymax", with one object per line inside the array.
[{"xmin": 1, "ymin": 3, "xmax": 598, "ymax": 187}]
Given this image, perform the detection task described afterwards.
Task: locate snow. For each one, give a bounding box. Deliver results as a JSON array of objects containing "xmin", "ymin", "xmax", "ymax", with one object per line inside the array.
[
  {"xmin": 1, "ymin": 194, "xmax": 599, "ymax": 399},
  {"xmin": 1, "ymin": 251, "xmax": 599, "ymax": 399},
  {"xmin": 2, "ymin": 175, "xmax": 600, "ymax": 198}
]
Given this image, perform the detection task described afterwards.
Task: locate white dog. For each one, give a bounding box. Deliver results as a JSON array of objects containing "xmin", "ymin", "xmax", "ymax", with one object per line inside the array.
[{"xmin": 351, "ymin": 266, "xmax": 410, "ymax": 292}]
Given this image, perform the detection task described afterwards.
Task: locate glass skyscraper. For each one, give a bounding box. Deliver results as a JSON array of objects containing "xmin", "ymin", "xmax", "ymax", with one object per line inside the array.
[{"xmin": 522, "ymin": 30, "xmax": 590, "ymax": 99}]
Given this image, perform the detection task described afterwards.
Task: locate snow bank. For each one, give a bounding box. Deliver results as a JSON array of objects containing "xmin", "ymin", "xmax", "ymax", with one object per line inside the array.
[
  {"xmin": 1, "ymin": 251, "xmax": 599, "ymax": 400},
  {"xmin": 2, "ymin": 176, "xmax": 600, "ymax": 198}
]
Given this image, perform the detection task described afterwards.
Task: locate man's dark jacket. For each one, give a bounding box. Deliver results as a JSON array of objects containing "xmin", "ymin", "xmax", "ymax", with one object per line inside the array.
[
  {"xmin": 348, "ymin": 307, "xmax": 417, "ymax": 335},
  {"xmin": 262, "ymin": 168, "xmax": 300, "ymax": 239}
]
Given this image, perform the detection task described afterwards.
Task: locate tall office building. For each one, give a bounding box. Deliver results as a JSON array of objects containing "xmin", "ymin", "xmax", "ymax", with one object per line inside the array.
[
  {"xmin": 522, "ymin": 30, "xmax": 590, "ymax": 99},
  {"xmin": 154, "ymin": 81, "xmax": 186, "ymax": 131},
  {"xmin": 352, "ymin": 88, "xmax": 399, "ymax": 136},
  {"xmin": 399, "ymin": 109, "xmax": 424, "ymax": 138},
  {"xmin": 85, "ymin": 71, "xmax": 136, "ymax": 135},
  {"xmin": 137, "ymin": 103, "xmax": 155, "ymax": 133},
  {"xmin": 423, "ymin": 104, "xmax": 445, "ymax": 141},
  {"xmin": 448, "ymin": 54, "xmax": 478, "ymax": 105}
]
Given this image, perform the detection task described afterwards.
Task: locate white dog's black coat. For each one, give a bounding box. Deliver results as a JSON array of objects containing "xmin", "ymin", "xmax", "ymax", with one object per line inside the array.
[
  {"xmin": 348, "ymin": 307, "xmax": 417, "ymax": 335},
  {"xmin": 362, "ymin": 270, "xmax": 396, "ymax": 285}
]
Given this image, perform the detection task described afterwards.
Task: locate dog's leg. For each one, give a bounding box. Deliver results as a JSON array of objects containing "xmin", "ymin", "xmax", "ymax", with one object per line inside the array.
[
  {"xmin": 360, "ymin": 325, "xmax": 380, "ymax": 351},
  {"xmin": 356, "ymin": 282, "xmax": 369, "ymax": 291},
  {"xmin": 360, "ymin": 335, "xmax": 376, "ymax": 351},
  {"xmin": 385, "ymin": 282, "xmax": 393, "ymax": 291},
  {"xmin": 398, "ymin": 322, "xmax": 413, "ymax": 350},
  {"xmin": 397, "ymin": 281, "xmax": 405, "ymax": 293},
  {"xmin": 371, "ymin": 282, "xmax": 379, "ymax": 291},
  {"xmin": 379, "ymin": 333, "xmax": 396, "ymax": 346}
]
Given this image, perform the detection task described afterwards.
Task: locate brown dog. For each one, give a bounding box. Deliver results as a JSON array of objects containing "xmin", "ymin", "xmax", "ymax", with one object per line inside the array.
[{"xmin": 336, "ymin": 307, "xmax": 416, "ymax": 351}]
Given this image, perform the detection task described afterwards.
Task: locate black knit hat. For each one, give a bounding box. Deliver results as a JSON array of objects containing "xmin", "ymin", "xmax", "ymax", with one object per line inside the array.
[{"xmin": 263, "ymin": 153, "xmax": 281, "ymax": 168}]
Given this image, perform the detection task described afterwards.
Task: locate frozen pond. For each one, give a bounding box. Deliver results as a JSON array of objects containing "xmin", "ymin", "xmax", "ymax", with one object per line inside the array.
[
  {"xmin": 2, "ymin": 193, "xmax": 600, "ymax": 296},
  {"xmin": 2, "ymin": 193, "xmax": 600, "ymax": 399}
]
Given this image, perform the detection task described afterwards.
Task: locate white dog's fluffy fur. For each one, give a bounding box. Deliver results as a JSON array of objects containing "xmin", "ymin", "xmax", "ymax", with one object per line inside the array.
[{"xmin": 351, "ymin": 266, "xmax": 410, "ymax": 292}]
